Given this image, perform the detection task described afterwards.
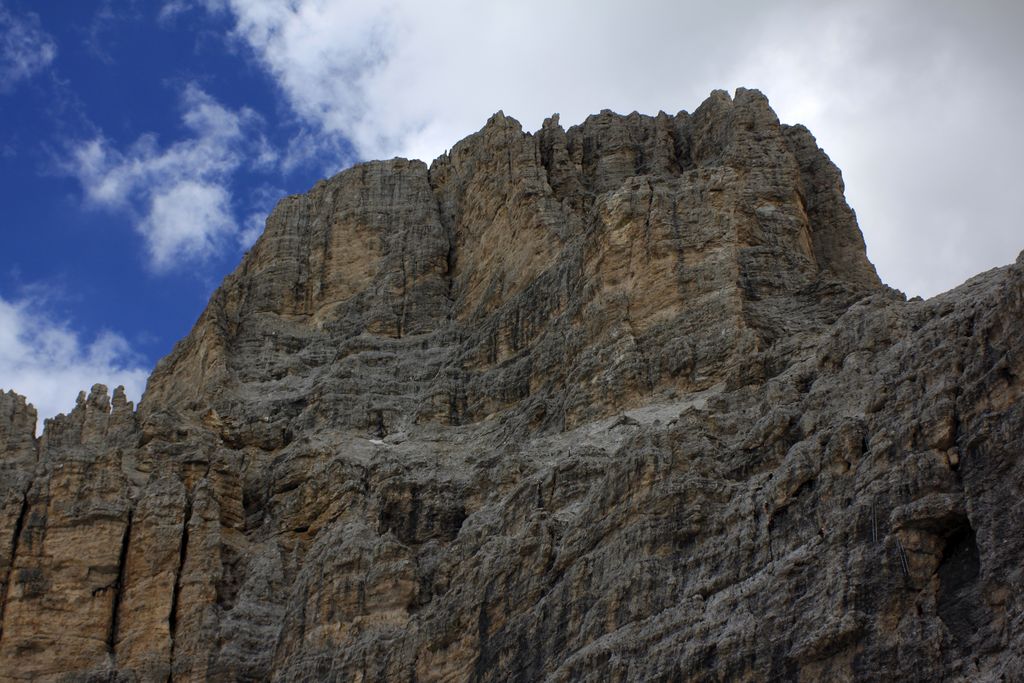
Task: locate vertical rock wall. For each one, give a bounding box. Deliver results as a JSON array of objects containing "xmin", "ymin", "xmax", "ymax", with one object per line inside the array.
[{"xmin": 0, "ymin": 90, "xmax": 1021, "ymax": 682}]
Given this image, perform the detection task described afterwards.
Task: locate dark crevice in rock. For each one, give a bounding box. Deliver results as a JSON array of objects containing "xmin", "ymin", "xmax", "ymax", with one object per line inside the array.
[
  {"xmin": 167, "ymin": 497, "xmax": 193, "ymax": 681},
  {"xmin": 870, "ymin": 502, "xmax": 879, "ymax": 545},
  {"xmin": 937, "ymin": 521, "xmax": 984, "ymax": 650},
  {"xmin": 397, "ymin": 246, "xmax": 408, "ymax": 339},
  {"xmin": 445, "ymin": 238, "xmax": 457, "ymax": 305},
  {"xmin": 448, "ymin": 374, "xmax": 466, "ymax": 426},
  {"xmin": 216, "ymin": 543, "xmax": 244, "ymax": 612},
  {"xmin": 107, "ymin": 510, "xmax": 132, "ymax": 656},
  {"xmin": 895, "ymin": 538, "xmax": 910, "ymax": 580},
  {"xmin": 0, "ymin": 489, "xmax": 29, "ymax": 644},
  {"xmin": 473, "ymin": 582, "xmax": 494, "ymax": 681},
  {"xmin": 371, "ymin": 409, "xmax": 387, "ymax": 438}
]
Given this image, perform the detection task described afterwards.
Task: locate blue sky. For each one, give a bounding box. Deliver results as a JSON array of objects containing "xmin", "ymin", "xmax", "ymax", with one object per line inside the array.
[
  {"xmin": 2, "ymin": 1, "xmax": 1022, "ymax": 424},
  {"xmin": 1, "ymin": 1, "xmax": 349, "ymax": 422}
]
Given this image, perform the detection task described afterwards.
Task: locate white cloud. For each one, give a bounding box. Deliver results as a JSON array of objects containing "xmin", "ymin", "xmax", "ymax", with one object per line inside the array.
[
  {"xmin": 238, "ymin": 211, "xmax": 266, "ymax": 249},
  {"xmin": 725, "ymin": 1, "xmax": 1024, "ymax": 298},
  {"xmin": 204, "ymin": 0, "xmax": 1024, "ymax": 298},
  {"xmin": 0, "ymin": 4, "xmax": 57, "ymax": 92},
  {"xmin": 67, "ymin": 83, "xmax": 259, "ymax": 271},
  {"xmin": 212, "ymin": 0, "xmax": 755, "ymax": 162},
  {"xmin": 0, "ymin": 294, "xmax": 149, "ymax": 432},
  {"xmin": 144, "ymin": 181, "xmax": 236, "ymax": 270}
]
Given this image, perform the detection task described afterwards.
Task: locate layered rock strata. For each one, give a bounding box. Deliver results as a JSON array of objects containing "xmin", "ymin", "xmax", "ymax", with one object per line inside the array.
[{"xmin": 1, "ymin": 88, "xmax": 1021, "ymax": 681}]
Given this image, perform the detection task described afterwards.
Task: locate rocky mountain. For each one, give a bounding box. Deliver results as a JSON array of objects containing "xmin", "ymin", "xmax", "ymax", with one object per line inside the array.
[{"xmin": 1, "ymin": 88, "xmax": 1021, "ymax": 682}]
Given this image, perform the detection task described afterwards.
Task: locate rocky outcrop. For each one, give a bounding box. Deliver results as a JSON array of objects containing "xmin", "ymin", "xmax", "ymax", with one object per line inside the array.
[{"xmin": 0, "ymin": 88, "xmax": 1021, "ymax": 681}]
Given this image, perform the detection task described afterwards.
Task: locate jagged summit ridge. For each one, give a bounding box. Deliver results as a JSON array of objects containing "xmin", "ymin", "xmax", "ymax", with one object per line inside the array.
[
  {"xmin": 1, "ymin": 90, "xmax": 1022, "ymax": 682},
  {"xmin": 142, "ymin": 87, "xmax": 880, "ymax": 439}
]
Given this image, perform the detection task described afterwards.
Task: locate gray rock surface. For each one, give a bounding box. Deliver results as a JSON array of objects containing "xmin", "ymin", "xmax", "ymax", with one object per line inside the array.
[{"xmin": 0, "ymin": 88, "xmax": 1021, "ymax": 681}]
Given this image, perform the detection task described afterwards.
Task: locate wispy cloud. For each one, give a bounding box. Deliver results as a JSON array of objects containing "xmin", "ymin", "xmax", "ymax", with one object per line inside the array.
[
  {"xmin": 66, "ymin": 83, "xmax": 263, "ymax": 271},
  {"xmin": 0, "ymin": 4, "xmax": 57, "ymax": 93},
  {"xmin": 237, "ymin": 183, "xmax": 285, "ymax": 249},
  {"xmin": 158, "ymin": 1, "xmax": 192, "ymax": 24},
  {"xmin": 238, "ymin": 211, "xmax": 266, "ymax": 249},
  {"xmin": 198, "ymin": 0, "xmax": 1024, "ymax": 298},
  {"xmin": 0, "ymin": 292, "xmax": 149, "ymax": 430}
]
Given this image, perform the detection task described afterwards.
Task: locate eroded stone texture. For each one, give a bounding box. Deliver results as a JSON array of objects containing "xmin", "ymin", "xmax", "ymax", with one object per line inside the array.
[
  {"xmin": 0, "ymin": 386, "xmax": 133, "ymax": 679},
  {"xmin": 0, "ymin": 392, "xmax": 36, "ymax": 653},
  {"xmin": 0, "ymin": 89, "xmax": 1021, "ymax": 682}
]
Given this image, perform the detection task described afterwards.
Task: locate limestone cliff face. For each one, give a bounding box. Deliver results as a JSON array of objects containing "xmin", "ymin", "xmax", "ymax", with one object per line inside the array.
[{"xmin": 1, "ymin": 89, "xmax": 1021, "ymax": 681}]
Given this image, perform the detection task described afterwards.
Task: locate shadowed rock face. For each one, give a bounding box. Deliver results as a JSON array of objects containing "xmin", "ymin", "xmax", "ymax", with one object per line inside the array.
[{"xmin": 0, "ymin": 88, "xmax": 1021, "ymax": 682}]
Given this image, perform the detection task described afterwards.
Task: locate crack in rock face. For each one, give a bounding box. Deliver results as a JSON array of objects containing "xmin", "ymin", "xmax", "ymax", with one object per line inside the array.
[{"xmin": 1, "ymin": 89, "xmax": 1023, "ymax": 681}]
